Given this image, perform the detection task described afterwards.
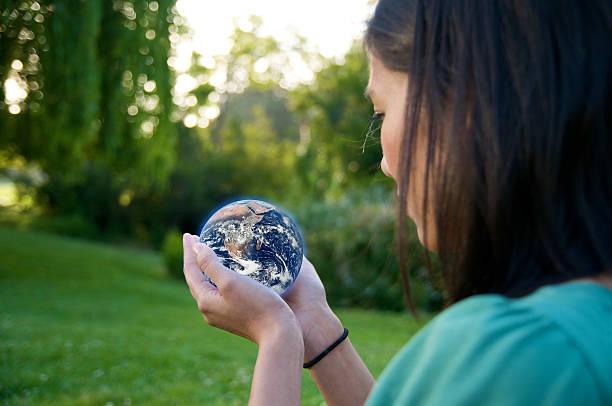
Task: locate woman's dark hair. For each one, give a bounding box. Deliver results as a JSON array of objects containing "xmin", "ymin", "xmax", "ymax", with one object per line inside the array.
[{"xmin": 365, "ymin": 0, "xmax": 612, "ymax": 313}]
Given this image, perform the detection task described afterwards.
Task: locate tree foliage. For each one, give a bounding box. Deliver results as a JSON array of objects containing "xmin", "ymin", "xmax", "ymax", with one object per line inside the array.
[
  {"xmin": 289, "ymin": 43, "xmax": 392, "ymax": 198},
  {"xmin": 0, "ymin": 0, "xmax": 177, "ymax": 186}
]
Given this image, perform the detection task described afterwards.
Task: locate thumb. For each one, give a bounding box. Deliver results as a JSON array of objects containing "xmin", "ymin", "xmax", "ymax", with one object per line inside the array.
[{"xmin": 192, "ymin": 236, "xmax": 233, "ymax": 290}]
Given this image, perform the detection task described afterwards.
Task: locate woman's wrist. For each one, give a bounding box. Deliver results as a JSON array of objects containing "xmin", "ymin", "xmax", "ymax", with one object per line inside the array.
[
  {"xmin": 299, "ymin": 306, "xmax": 345, "ymax": 362},
  {"xmin": 259, "ymin": 317, "xmax": 304, "ymax": 351}
]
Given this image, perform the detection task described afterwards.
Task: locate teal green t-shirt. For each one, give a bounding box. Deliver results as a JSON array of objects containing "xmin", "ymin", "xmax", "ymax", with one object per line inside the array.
[{"xmin": 365, "ymin": 281, "xmax": 612, "ymax": 405}]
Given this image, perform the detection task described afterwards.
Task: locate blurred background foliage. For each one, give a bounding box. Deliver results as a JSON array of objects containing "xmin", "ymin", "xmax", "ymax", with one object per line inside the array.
[{"xmin": 0, "ymin": 1, "xmax": 443, "ymax": 312}]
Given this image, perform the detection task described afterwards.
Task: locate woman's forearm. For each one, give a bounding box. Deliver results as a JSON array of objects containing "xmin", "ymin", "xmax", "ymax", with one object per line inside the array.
[
  {"xmin": 249, "ymin": 323, "xmax": 304, "ymax": 406},
  {"xmin": 304, "ymin": 309, "xmax": 376, "ymax": 406}
]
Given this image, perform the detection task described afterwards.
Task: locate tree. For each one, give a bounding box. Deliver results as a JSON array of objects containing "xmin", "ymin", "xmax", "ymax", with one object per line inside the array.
[
  {"xmin": 0, "ymin": 0, "xmax": 178, "ymax": 187},
  {"xmin": 289, "ymin": 42, "xmax": 393, "ymax": 199}
]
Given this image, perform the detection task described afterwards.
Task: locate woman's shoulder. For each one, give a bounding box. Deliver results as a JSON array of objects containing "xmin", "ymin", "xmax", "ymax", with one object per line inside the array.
[
  {"xmin": 365, "ymin": 281, "xmax": 612, "ymax": 406},
  {"xmin": 439, "ymin": 279, "xmax": 612, "ymax": 333},
  {"xmin": 430, "ymin": 280, "xmax": 612, "ymax": 347}
]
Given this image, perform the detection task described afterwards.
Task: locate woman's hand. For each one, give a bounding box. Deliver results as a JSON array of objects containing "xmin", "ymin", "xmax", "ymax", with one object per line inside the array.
[
  {"xmin": 283, "ymin": 258, "xmax": 345, "ymax": 362},
  {"xmin": 182, "ymin": 233, "xmax": 301, "ymax": 345},
  {"xmin": 283, "ymin": 257, "xmax": 327, "ymax": 316}
]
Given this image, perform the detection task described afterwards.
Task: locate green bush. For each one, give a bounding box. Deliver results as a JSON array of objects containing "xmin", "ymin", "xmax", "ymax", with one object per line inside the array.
[
  {"xmin": 290, "ymin": 185, "xmax": 444, "ymax": 312},
  {"xmin": 161, "ymin": 229, "xmax": 184, "ymax": 280}
]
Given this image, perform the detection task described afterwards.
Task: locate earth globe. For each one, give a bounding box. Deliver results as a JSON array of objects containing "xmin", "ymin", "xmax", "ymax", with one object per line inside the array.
[{"xmin": 199, "ymin": 199, "xmax": 304, "ymax": 296}]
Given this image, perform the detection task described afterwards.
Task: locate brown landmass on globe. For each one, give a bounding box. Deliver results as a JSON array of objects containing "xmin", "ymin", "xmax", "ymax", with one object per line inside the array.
[
  {"xmin": 207, "ymin": 201, "xmax": 273, "ymax": 258},
  {"xmin": 206, "ymin": 201, "xmax": 272, "ymax": 224}
]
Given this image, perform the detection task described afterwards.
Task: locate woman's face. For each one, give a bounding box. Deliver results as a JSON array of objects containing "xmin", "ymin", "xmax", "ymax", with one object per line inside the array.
[{"xmin": 366, "ymin": 51, "xmax": 435, "ymax": 249}]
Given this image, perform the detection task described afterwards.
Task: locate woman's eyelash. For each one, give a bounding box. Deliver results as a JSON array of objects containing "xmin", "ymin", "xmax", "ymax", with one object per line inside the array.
[{"xmin": 361, "ymin": 112, "xmax": 385, "ymax": 153}]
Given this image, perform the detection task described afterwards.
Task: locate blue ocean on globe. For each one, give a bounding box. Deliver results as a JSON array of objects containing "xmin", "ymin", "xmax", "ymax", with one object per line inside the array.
[{"xmin": 199, "ymin": 199, "xmax": 304, "ymax": 296}]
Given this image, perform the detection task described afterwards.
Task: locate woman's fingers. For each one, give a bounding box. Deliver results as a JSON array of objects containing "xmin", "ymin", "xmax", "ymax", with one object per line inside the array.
[
  {"xmin": 191, "ymin": 235, "xmax": 236, "ymax": 291},
  {"xmin": 182, "ymin": 234, "xmax": 216, "ymax": 301},
  {"xmin": 182, "ymin": 233, "xmax": 300, "ymax": 344}
]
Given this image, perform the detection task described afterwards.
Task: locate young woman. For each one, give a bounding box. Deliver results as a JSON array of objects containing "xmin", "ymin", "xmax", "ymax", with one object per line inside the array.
[{"xmin": 182, "ymin": 0, "xmax": 612, "ymax": 404}]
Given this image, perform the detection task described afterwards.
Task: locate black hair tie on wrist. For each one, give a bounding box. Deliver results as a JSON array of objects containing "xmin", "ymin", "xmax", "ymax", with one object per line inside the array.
[{"xmin": 303, "ymin": 328, "xmax": 349, "ymax": 369}]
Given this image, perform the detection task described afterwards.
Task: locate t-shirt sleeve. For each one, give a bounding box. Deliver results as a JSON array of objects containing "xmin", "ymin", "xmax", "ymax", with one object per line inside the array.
[{"xmin": 365, "ymin": 295, "xmax": 600, "ymax": 406}]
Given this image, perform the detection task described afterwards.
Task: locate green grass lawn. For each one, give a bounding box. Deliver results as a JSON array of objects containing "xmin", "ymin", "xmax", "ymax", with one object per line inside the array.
[{"xmin": 0, "ymin": 226, "xmax": 431, "ymax": 405}]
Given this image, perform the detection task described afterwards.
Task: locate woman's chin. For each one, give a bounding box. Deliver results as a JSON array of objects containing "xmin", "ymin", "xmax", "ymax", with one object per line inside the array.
[
  {"xmin": 415, "ymin": 224, "xmax": 426, "ymax": 247},
  {"xmin": 414, "ymin": 220, "xmax": 438, "ymax": 253},
  {"xmin": 405, "ymin": 203, "xmax": 438, "ymax": 251}
]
